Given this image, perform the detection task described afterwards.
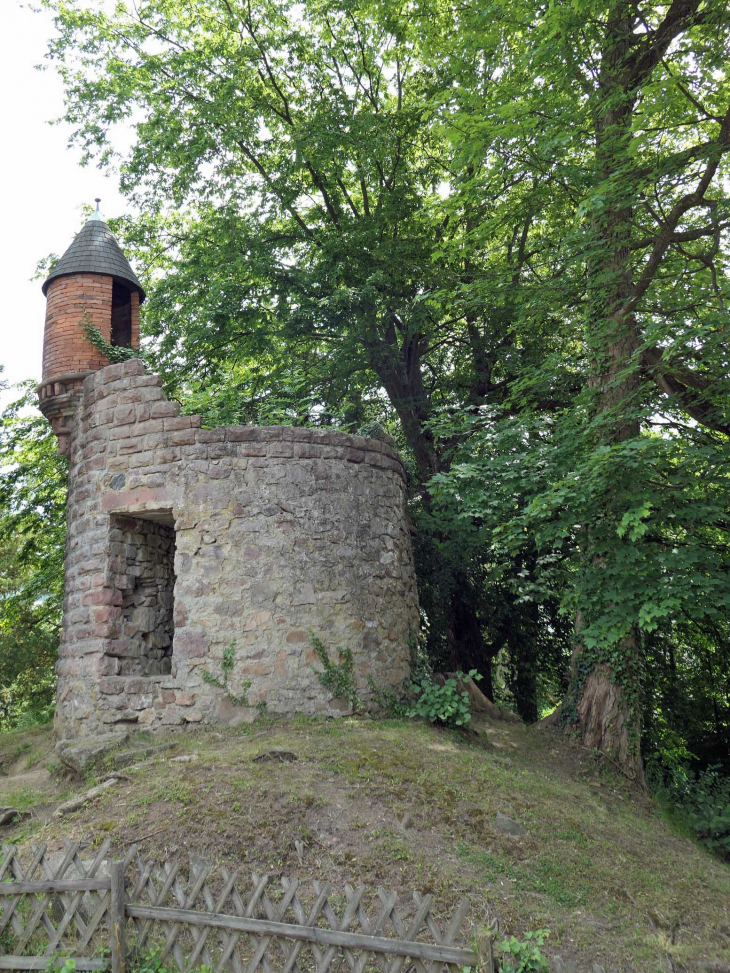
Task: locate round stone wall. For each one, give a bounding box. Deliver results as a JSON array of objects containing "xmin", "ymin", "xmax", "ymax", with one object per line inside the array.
[{"xmin": 54, "ymin": 360, "xmax": 419, "ymax": 738}]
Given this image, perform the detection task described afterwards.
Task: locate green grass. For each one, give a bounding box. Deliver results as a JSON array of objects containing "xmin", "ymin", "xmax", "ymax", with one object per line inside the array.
[
  {"xmin": 0, "ymin": 717, "xmax": 729, "ymax": 972},
  {"xmin": 1, "ymin": 787, "xmax": 45, "ymax": 812}
]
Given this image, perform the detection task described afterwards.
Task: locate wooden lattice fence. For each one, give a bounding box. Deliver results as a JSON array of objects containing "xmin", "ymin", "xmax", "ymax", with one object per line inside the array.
[{"xmin": 0, "ymin": 843, "xmax": 481, "ymax": 973}]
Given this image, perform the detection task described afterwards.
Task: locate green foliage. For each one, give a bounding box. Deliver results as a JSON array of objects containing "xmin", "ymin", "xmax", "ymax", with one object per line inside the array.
[
  {"xmin": 365, "ymin": 675, "xmax": 408, "ymax": 718},
  {"xmin": 201, "ymin": 640, "xmax": 251, "ymax": 706},
  {"xmin": 0, "ymin": 381, "xmax": 66, "ymax": 731},
  {"xmin": 649, "ymin": 760, "xmax": 730, "ymax": 860},
  {"xmin": 45, "ymin": 956, "xmax": 76, "ymax": 973},
  {"xmin": 129, "ymin": 952, "xmax": 169, "ymax": 973},
  {"xmin": 424, "ymin": 402, "xmax": 730, "ymax": 759},
  {"xmin": 80, "ymin": 309, "xmax": 145, "ymax": 364},
  {"xmin": 408, "ymin": 671, "xmax": 481, "ymax": 728},
  {"xmin": 37, "ymin": 0, "xmax": 730, "ymax": 777},
  {"xmin": 498, "ymin": 930, "xmax": 550, "ymax": 973},
  {"xmin": 691, "ymin": 771, "xmax": 730, "ymax": 859},
  {"xmin": 308, "ymin": 631, "xmax": 361, "ymax": 711}
]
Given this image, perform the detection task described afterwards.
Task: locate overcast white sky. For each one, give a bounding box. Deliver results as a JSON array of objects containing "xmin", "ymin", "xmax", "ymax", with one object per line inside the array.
[{"xmin": 0, "ymin": 1, "xmax": 133, "ymax": 409}]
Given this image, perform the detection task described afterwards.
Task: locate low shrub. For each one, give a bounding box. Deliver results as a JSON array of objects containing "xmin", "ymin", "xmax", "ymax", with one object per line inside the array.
[
  {"xmin": 408, "ymin": 670, "xmax": 482, "ymax": 728},
  {"xmin": 648, "ymin": 758, "xmax": 730, "ymax": 860},
  {"xmin": 498, "ymin": 929, "xmax": 550, "ymax": 972}
]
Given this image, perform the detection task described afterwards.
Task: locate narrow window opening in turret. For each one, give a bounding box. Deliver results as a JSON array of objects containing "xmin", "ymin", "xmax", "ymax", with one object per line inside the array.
[{"xmin": 111, "ymin": 281, "xmax": 132, "ymax": 347}]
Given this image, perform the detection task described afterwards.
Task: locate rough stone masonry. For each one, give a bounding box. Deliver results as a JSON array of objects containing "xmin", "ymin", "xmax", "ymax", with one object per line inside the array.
[{"xmin": 39, "ymin": 211, "xmax": 419, "ymax": 739}]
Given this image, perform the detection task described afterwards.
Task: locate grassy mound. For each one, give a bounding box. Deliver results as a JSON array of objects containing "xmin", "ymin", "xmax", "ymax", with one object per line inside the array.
[{"xmin": 1, "ymin": 716, "xmax": 728, "ymax": 971}]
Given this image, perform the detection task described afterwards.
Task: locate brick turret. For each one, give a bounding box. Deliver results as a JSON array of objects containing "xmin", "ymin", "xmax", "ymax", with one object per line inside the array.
[{"xmin": 38, "ymin": 202, "xmax": 145, "ymax": 454}]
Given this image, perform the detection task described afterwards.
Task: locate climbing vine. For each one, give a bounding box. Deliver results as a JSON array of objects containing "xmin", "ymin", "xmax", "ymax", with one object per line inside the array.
[
  {"xmin": 202, "ymin": 640, "xmax": 251, "ymax": 707},
  {"xmin": 308, "ymin": 631, "xmax": 361, "ymax": 711},
  {"xmin": 79, "ymin": 309, "xmax": 146, "ymax": 365}
]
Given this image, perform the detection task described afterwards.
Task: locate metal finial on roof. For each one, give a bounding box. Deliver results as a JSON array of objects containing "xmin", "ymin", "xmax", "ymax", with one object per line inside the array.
[{"xmin": 90, "ymin": 198, "xmax": 103, "ymax": 222}]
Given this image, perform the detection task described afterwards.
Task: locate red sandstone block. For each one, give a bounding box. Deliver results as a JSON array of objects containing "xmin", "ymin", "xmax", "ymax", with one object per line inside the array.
[
  {"xmin": 150, "ymin": 401, "xmax": 180, "ymax": 419},
  {"xmin": 168, "ymin": 429, "xmax": 196, "ymax": 446},
  {"xmin": 133, "ymin": 375, "xmax": 163, "ymax": 388},
  {"xmin": 131, "ymin": 450, "xmax": 156, "ymax": 467},
  {"xmin": 294, "ymin": 443, "xmax": 321, "ymax": 459},
  {"xmin": 93, "ymin": 606, "xmax": 122, "ymax": 623},
  {"xmin": 156, "ymin": 447, "xmax": 181, "ymax": 464},
  {"xmin": 268, "ymin": 443, "xmax": 294, "ymax": 458},
  {"xmin": 283, "ymin": 427, "xmax": 313, "ymax": 442},
  {"xmin": 116, "ymin": 388, "xmax": 161, "ymax": 405},
  {"xmin": 119, "ymin": 359, "xmax": 145, "ymax": 377},
  {"xmin": 99, "ymin": 677, "xmax": 126, "ymax": 695},
  {"xmin": 226, "ymin": 427, "xmax": 256, "ymax": 442},
  {"xmin": 197, "ymin": 429, "xmax": 225, "ymax": 443},
  {"xmin": 164, "ymin": 416, "xmax": 192, "ymax": 431},
  {"xmin": 132, "ymin": 419, "xmax": 165, "ymax": 436},
  {"xmin": 319, "ymin": 430, "xmax": 353, "ymax": 448},
  {"xmin": 114, "ymin": 405, "xmax": 137, "ymax": 424}
]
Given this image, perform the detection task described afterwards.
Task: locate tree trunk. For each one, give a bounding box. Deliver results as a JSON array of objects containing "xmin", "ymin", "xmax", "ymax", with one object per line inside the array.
[
  {"xmin": 446, "ymin": 570, "xmax": 497, "ymax": 699},
  {"xmin": 576, "ymin": 659, "xmax": 645, "ymax": 785},
  {"xmin": 570, "ymin": 2, "xmax": 646, "ymax": 779},
  {"xmin": 511, "ymin": 632, "xmax": 539, "ymax": 723},
  {"xmin": 367, "ymin": 325, "xmax": 497, "ymax": 689}
]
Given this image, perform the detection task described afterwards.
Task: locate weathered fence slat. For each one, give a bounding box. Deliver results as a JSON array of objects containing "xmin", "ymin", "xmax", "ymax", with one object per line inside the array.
[
  {"xmin": 57, "ymin": 838, "xmax": 113, "ymax": 945},
  {"xmin": 0, "ymin": 959, "xmax": 107, "ymax": 970},
  {"xmin": 123, "ymin": 904, "xmax": 478, "ymax": 965},
  {"xmin": 214, "ymin": 869, "xmax": 261, "ymax": 973},
  {"xmin": 374, "ymin": 889, "xmax": 428, "ymax": 973},
  {"xmin": 110, "ymin": 862, "xmax": 127, "ymax": 973},
  {"xmin": 0, "ymin": 844, "xmax": 479, "ymax": 973},
  {"xmin": 0, "ymin": 880, "xmax": 111, "ymax": 896},
  {"xmin": 0, "ymin": 845, "xmax": 46, "ymax": 940}
]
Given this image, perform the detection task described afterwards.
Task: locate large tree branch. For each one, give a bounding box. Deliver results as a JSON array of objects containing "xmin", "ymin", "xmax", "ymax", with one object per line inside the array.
[
  {"xmin": 642, "ymin": 346, "xmax": 730, "ymax": 435},
  {"xmin": 623, "ymin": 103, "xmax": 730, "ymax": 316},
  {"xmin": 631, "ymin": 218, "xmax": 730, "ymax": 250},
  {"xmin": 627, "ymin": 0, "xmax": 704, "ymax": 89}
]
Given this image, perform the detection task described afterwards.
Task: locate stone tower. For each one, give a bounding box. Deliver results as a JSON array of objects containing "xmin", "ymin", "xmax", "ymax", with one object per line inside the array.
[
  {"xmin": 41, "ymin": 208, "xmax": 419, "ymax": 739},
  {"xmin": 38, "ymin": 202, "xmax": 145, "ymax": 454}
]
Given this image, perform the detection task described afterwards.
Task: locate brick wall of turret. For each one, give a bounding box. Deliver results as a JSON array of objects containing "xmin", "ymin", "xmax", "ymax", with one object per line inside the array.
[{"xmin": 42, "ymin": 274, "xmax": 140, "ymax": 381}]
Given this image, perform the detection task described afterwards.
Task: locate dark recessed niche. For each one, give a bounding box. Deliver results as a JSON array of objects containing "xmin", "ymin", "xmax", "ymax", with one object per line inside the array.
[
  {"xmin": 111, "ymin": 280, "xmax": 132, "ymax": 348},
  {"xmin": 107, "ymin": 514, "xmax": 176, "ymax": 676}
]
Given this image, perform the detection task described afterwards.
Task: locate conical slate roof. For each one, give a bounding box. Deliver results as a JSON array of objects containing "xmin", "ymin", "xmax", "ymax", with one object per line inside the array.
[{"xmin": 42, "ymin": 212, "xmax": 145, "ymax": 302}]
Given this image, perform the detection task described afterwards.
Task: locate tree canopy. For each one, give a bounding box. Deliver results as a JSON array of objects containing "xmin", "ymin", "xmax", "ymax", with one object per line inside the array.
[{"xmin": 1, "ymin": 0, "xmax": 727, "ymax": 788}]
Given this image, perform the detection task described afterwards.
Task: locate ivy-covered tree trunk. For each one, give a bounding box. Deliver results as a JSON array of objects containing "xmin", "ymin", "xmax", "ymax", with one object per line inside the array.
[{"xmin": 570, "ymin": 3, "xmax": 645, "ymax": 782}]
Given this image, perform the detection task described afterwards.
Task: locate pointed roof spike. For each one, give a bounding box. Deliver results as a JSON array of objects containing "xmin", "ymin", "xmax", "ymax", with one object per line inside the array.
[{"xmin": 42, "ymin": 212, "xmax": 145, "ymax": 301}]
